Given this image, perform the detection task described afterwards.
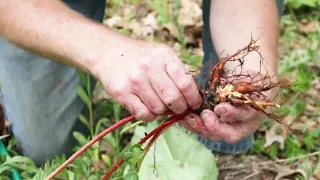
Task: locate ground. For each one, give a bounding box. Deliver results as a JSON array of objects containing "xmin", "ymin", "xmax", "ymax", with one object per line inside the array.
[{"xmin": 0, "ymin": 0, "xmax": 319, "ymax": 180}]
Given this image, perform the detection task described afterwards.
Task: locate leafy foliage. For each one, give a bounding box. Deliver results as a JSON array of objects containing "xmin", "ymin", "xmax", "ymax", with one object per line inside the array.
[
  {"xmin": 0, "ymin": 0, "xmax": 319, "ymax": 179},
  {"xmin": 285, "ymin": 0, "xmax": 320, "ymax": 9},
  {"xmin": 131, "ymin": 122, "xmax": 219, "ymax": 180}
]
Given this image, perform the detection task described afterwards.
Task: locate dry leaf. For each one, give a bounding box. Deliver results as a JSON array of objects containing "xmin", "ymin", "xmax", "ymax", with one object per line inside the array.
[
  {"xmin": 306, "ymin": 89, "xmax": 319, "ymax": 98},
  {"xmin": 91, "ymin": 159, "xmax": 107, "ymax": 170},
  {"xmin": 142, "ymin": 12, "xmax": 158, "ymax": 30},
  {"xmin": 298, "ymin": 19, "xmax": 319, "ymax": 34},
  {"xmin": 163, "ymin": 22, "xmax": 180, "ymax": 38},
  {"xmin": 307, "ymin": 104, "xmax": 320, "ymax": 114},
  {"xmin": 253, "ymin": 162, "xmax": 308, "ymax": 180},
  {"xmin": 283, "ymin": 114, "xmax": 295, "ymax": 125},
  {"xmin": 290, "ymin": 120, "xmax": 317, "ymax": 133},
  {"xmin": 103, "ymin": 15, "xmax": 122, "ymax": 28},
  {"xmin": 135, "ymin": 3, "xmax": 150, "ymax": 19},
  {"xmin": 99, "ymin": 139, "xmax": 115, "ymax": 157},
  {"xmin": 264, "ymin": 123, "xmax": 287, "ymax": 150},
  {"xmin": 311, "ymin": 79, "xmax": 320, "ymax": 90},
  {"xmin": 178, "ymin": 0, "xmax": 203, "ymax": 27},
  {"xmin": 313, "ymin": 172, "xmax": 320, "ymax": 180},
  {"xmin": 273, "ymin": 164, "xmax": 307, "ymax": 180},
  {"xmin": 193, "ymin": 47, "xmax": 204, "ymax": 56}
]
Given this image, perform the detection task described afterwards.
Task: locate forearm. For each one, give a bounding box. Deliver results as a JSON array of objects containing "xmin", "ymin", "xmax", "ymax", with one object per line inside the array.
[
  {"xmin": 0, "ymin": 0, "xmax": 130, "ymax": 75},
  {"xmin": 210, "ymin": 0, "xmax": 280, "ymax": 76}
]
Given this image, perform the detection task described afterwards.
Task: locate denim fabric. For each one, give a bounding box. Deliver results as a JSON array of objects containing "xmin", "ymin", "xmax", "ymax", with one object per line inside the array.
[
  {"xmin": 196, "ymin": 0, "xmax": 285, "ymax": 154},
  {"xmin": 0, "ymin": 0, "xmax": 105, "ymax": 165}
]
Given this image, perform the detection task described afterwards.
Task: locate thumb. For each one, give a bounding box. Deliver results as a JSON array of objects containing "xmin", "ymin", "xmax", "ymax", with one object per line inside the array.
[{"xmin": 200, "ymin": 109, "xmax": 219, "ymax": 132}]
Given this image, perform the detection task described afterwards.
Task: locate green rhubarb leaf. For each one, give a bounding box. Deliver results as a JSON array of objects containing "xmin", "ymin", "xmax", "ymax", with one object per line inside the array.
[{"xmin": 130, "ymin": 122, "xmax": 219, "ymax": 180}]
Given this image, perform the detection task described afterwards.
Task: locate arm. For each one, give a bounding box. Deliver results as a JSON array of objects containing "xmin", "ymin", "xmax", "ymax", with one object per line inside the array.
[
  {"xmin": 0, "ymin": 0, "xmax": 202, "ymax": 121},
  {"xmin": 183, "ymin": 0, "xmax": 280, "ymax": 143},
  {"xmin": 210, "ymin": 0, "xmax": 280, "ymax": 79},
  {"xmin": 0, "ymin": 0, "xmax": 129, "ymax": 73}
]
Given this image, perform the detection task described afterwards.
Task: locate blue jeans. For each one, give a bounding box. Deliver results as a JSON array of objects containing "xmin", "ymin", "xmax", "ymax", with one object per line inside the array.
[{"xmin": 0, "ymin": 0, "xmax": 284, "ymax": 165}]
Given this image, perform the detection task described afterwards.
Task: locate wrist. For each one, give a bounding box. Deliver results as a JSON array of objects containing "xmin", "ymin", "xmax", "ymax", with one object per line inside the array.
[{"xmin": 71, "ymin": 24, "xmax": 130, "ymax": 78}]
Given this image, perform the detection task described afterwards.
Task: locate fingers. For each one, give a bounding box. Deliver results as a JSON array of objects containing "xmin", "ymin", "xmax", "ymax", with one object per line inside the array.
[
  {"xmin": 107, "ymin": 82, "xmax": 156, "ymax": 121},
  {"xmin": 148, "ymin": 65, "xmax": 188, "ymax": 114},
  {"xmin": 182, "ymin": 113, "xmax": 217, "ymax": 140},
  {"xmin": 121, "ymin": 94, "xmax": 156, "ymax": 121},
  {"xmin": 130, "ymin": 71, "xmax": 166, "ymax": 115},
  {"xmin": 165, "ymin": 56, "xmax": 202, "ymax": 110},
  {"xmin": 181, "ymin": 109, "xmax": 262, "ymax": 144},
  {"xmin": 201, "ymin": 109, "xmax": 261, "ymax": 143},
  {"xmin": 214, "ymin": 102, "xmax": 264, "ymax": 123}
]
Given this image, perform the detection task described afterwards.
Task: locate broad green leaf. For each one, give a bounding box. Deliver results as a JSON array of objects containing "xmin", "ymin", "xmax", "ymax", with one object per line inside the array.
[
  {"xmin": 131, "ymin": 122, "xmax": 218, "ymax": 180},
  {"xmin": 124, "ymin": 171, "xmax": 139, "ymax": 180},
  {"xmin": 76, "ymin": 85, "xmax": 91, "ymax": 109},
  {"xmin": 73, "ymin": 131, "xmax": 88, "ymax": 145}
]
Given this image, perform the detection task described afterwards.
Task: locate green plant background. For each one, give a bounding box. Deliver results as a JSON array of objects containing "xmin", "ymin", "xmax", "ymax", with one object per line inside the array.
[{"xmin": 0, "ymin": 0, "xmax": 320, "ymax": 179}]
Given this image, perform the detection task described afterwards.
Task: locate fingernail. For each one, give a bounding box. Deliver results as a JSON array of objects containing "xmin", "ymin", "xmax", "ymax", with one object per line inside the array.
[
  {"xmin": 217, "ymin": 107, "xmax": 227, "ymax": 116},
  {"xmin": 187, "ymin": 117, "xmax": 197, "ymax": 127},
  {"xmin": 202, "ymin": 112, "xmax": 211, "ymax": 123}
]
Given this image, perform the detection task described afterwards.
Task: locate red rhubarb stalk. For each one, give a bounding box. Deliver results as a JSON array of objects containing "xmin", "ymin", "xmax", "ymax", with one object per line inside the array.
[
  {"xmin": 45, "ymin": 115, "xmax": 136, "ymax": 180},
  {"xmin": 102, "ymin": 114, "xmax": 185, "ymax": 180}
]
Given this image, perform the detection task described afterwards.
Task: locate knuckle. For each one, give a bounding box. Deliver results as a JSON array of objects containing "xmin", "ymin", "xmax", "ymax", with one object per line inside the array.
[
  {"xmin": 134, "ymin": 108, "xmax": 154, "ymax": 122},
  {"xmin": 165, "ymin": 95, "xmax": 179, "ymax": 107},
  {"xmin": 138, "ymin": 60, "xmax": 150, "ymax": 71},
  {"xmin": 151, "ymin": 104, "xmax": 166, "ymax": 115},
  {"xmin": 129, "ymin": 73, "xmax": 143, "ymax": 86},
  {"xmin": 155, "ymin": 46, "xmax": 177, "ymax": 64},
  {"xmin": 163, "ymin": 91, "xmax": 187, "ymax": 113},
  {"xmin": 111, "ymin": 84, "xmax": 129, "ymax": 98},
  {"xmin": 177, "ymin": 78, "xmax": 193, "ymax": 92}
]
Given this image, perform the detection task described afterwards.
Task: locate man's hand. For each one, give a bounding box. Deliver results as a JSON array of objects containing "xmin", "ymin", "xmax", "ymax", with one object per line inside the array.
[
  {"xmin": 182, "ymin": 0, "xmax": 281, "ymax": 144},
  {"xmin": 181, "ymin": 67, "xmax": 279, "ymax": 143},
  {"xmin": 182, "ymin": 103, "xmax": 264, "ymax": 143},
  {"xmin": 0, "ymin": 0, "xmax": 202, "ymax": 122},
  {"xmin": 93, "ymin": 41, "xmax": 202, "ymax": 121}
]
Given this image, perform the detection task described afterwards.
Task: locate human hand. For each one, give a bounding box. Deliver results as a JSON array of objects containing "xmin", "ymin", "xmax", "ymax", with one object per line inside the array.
[
  {"xmin": 93, "ymin": 40, "xmax": 202, "ymax": 121},
  {"xmin": 181, "ymin": 70, "xmax": 278, "ymax": 143},
  {"xmin": 181, "ymin": 103, "xmax": 265, "ymax": 143}
]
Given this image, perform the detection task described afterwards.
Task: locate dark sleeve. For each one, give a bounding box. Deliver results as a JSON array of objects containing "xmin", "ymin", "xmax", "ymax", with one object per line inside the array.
[{"xmin": 62, "ymin": 0, "xmax": 106, "ymax": 22}]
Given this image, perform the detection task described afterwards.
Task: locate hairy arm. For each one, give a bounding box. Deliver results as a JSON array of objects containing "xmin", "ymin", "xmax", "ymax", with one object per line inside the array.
[
  {"xmin": 0, "ymin": 0, "xmax": 130, "ymax": 74},
  {"xmin": 210, "ymin": 0, "xmax": 280, "ymax": 77},
  {"xmin": 0, "ymin": 0, "xmax": 202, "ymax": 121},
  {"xmin": 183, "ymin": 1, "xmax": 281, "ymax": 143}
]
